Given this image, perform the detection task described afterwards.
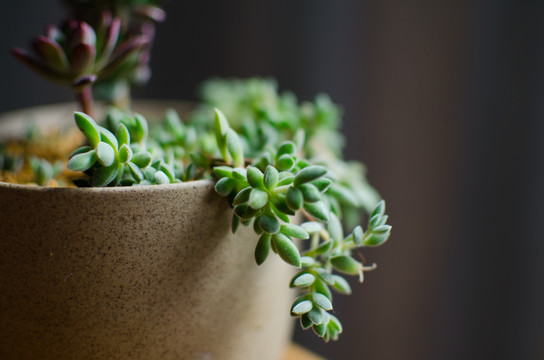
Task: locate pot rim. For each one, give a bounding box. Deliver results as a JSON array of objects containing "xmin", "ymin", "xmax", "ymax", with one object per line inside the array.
[{"xmin": 0, "ymin": 178, "xmax": 214, "ymax": 192}]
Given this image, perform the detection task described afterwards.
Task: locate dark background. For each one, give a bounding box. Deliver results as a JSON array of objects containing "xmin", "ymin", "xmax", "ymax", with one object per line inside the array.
[{"xmin": 2, "ymin": 1, "xmax": 544, "ymax": 359}]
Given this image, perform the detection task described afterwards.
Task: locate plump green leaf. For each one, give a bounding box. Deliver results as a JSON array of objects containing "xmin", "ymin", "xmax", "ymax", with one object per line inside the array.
[
  {"xmin": 313, "ymin": 277, "xmax": 333, "ymax": 300},
  {"xmin": 286, "ymin": 186, "xmax": 303, "ymax": 211},
  {"xmin": 247, "ymin": 166, "xmax": 264, "ymax": 188},
  {"xmin": 300, "ymin": 314, "xmax": 313, "ymax": 329},
  {"xmin": 118, "ymin": 143, "xmax": 132, "ymax": 163},
  {"xmin": 68, "ymin": 149, "xmax": 97, "ymax": 172},
  {"xmin": 74, "ymin": 112, "xmax": 100, "ymax": 147},
  {"xmin": 234, "ymin": 203, "xmax": 258, "ymax": 220},
  {"xmin": 276, "ymin": 154, "xmax": 295, "ymax": 171},
  {"xmin": 255, "ymin": 234, "xmax": 271, "ymax": 265},
  {"xmin": 232, "ymin": 168, "xmax": 247, "ymax": 181},
  {"xmin": 116, "ymin": 123, "xmax": 130, "ymax": 146},
  {"xmin": 96, "ymin": 141, "xmax": 116, "ymax": 167},
  {"xmin": 213, "ymin": 166, "xmax": 233, "ymax": 178},
  {"xmin": 371, "ymin": 200, "xmax": 386, "ymax": 218},
  {"xmin": 272, "ymin": 233, "xmax": 301, "ymax": 267},
  {"xmin": 364, "ymin": 225, "xmax": 391, "ymax": 246},
  {"xmin": 131, "ymin": 152, "xmax": 152, "ymax": 168},
  {"xmin": 291, "ymin": 300, "xmax": 313, "ymax": 316},
  {"xmin": 99, "ymin": 127, "xmax": 119, "ymax": 150},
  {"xmin": 154, "ymin": 170, "xmax": 170, "ymax": 184},
  {"xmin": 328, "ymin": 314, "xmax": 343, "ymax": 333},
  {"xmin": 352, "ymin": 225, "xmax": 364, "ymax": 245},
  {"xmin": 331, "ymin": 275, "xmax": 352, "ymax": 295},
  {"xmin": 328, "ymin": 184, "xmax": 358, "ymax": 207},
  {"xmin": 313, "ymin": 293, "xmax": 333, "ymax": 311},
  {"xmin": 307, "ymin": 308, "xmax": 324, "ymax": 325},
  {"xmin": 277, "ymin": 141, "xmax": 296, "ymax": 156},
  {"xmin": 263, "ymin": 165, "xmax": 279, "ymax": 190},
  {"xmin": 327, "ymin": 212, "xmax": 343, "ymax": 242},
  {"xmin": 214, "ymin": 108, "xmax": 229, "ymax": 160},
  {"xmin": 300, "ymin": 256, "xmax": 316, "ymax": 267},
  {"xmin": 315, "ymin": 268, "xmax": 335, "ymax": 285},
  {"xmin": 127, "ymin": 162, "xmax": 144, "ymax": 182},
  {"xmin": 233, "ymin": 187, "xmax": 252, "ymax": 205},
  {"xmin": 131, "ymin": 114, "xmax": 149, "ymax": 143},
  {"xmin": 226, "ymin": 128, "xmax": 244, "ymax": 167},
  {"xmin": 231, "ymin": 214, "xmax": 240, "ymax": 233},
  {"xmin": 92, "ymin": 164, "xmax": 119, "ymax": 187},
  {"xmin": 277, "ymin": 172, "xmax": 295, "ymax": 186},
  {"xmin": 299, "ymin": 183, "xmax": 321, "ymax": 202},
  {"xmin": 312, "ymin": 177, "xmax": 333, "ymax": 192},
  {"xmin": 281, "ymin": 223, "xmax": 310, "ymax": 239},
  {"xmin": 304, "ymin": 201, "xmax": 329, "ymax": 222},
  {"xmin": 301, "ymin": 221, "xmax": 322, "ymax": 233},
  {"xmin": 330, "ymin": 255, "xmax": 362, "ymax": 275},
  {"xmin": 259, "ymin": 213, "xmax": 280, "ymax": 234},
  {"xmin": 290, "ymin": 273, "xmax": 316, "ymax": 287},
  {"xmin": 294, "ymin": 165, "xmax": 327, "ymax": 186},
  {"xmin": 249, "ymin": 188, "xmax": 269, "ymax": 209},
  {"xmin": 215, "ymin": 177, "xmax": 236, "ymax": 196},
  {"xmin": 313, "ymin": 322, "xmax": 327, "ymax": 338}
]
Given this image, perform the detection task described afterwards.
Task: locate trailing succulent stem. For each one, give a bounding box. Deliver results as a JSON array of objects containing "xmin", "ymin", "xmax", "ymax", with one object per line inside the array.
[{"xmin": 212, "ymin": 108, "xmax": 391, "ymax": 341}]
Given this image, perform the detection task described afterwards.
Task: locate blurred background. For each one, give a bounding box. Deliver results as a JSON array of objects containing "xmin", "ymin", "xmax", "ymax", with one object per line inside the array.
[{"xmin": 2, "ymin": 1, "xmax": 544, "ymax": 359}]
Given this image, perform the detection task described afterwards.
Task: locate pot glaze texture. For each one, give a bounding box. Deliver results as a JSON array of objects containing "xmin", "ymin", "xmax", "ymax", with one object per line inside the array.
[{"xmin": 0, "ymin": 104, "xmax": 294, "ymax": 360}]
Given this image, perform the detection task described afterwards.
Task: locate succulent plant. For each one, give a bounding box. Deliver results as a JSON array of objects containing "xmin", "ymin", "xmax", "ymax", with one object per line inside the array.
[{"xmin": 4, "ymin": 0, "xmax": 392, "ymax": 343}]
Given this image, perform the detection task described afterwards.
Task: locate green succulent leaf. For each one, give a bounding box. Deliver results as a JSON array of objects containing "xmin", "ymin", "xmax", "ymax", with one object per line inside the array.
[
  {"xmin": 291, "ymin": 300, "xmax": 313, "ymax": 316},
  {"xmin": 290, "ymin": 273, "xmax": 316, "ymax": 288},
  {"xmin": 92, "ymin": 164, "xmax": 119, "ymax": 187},
  {"xmin": 96, "ymin": 141, "xmax": 116, "ymax": 167},
  {"xmin": 247, "ymin": 166, "xmax": 264, "ymax": 189},
  {"xmin": 215, "ymin": 177, "xmax": 236, "ymax": 197},
  {"xmin": 255, "ymin": 233, "xmax": 272, "ymax": 265},
  {"xmin": 331, "ymin": 275, "xmax": 352, "ymax": 295},
  {"xmin": 272, "ymin": 232, "xmax": 301, "ymax": 267},
  {"xmin": 68, "ymin": 149, "xmax": 97, "ymax": 172},
  {"xmin": 303, "ymin": 201, "xmax": 329, "ymax": 222},
  {"xmin": 259, "ymin": 213, "xmax": 280, "ymax": 234},
  {"xmin": 330, "ymin": 255, "xmax": 362, "ymax": 276},
  {"xmin": 286, "ymin": 186, "xmax": 303, "ymax": 211},
  {"xmin": 294, "ymin": 165, "xmax": 327, "ymax": 186},
  {"xmin": 263, "ymin": 165, "xmax": 279, "ymax": 190},
  {"xmin": 313, "ymin": 293, "xmax": 333, "ymax": 311},
  {"xmin": 248, "ymin": 188, "xmax": 269, "ymax": 209},
  {"xmin": 280, "ymin": 223, "xmax": 309, "ymax": 239},
  {"xmin": 74, "ymin": 112, "xmax": 100, "ymax": 147}
]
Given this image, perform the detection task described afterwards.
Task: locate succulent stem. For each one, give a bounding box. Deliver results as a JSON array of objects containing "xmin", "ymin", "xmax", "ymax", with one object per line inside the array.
[{"xmin": 77, "ymin": 85, "xmax": 95, "ymax": 117}]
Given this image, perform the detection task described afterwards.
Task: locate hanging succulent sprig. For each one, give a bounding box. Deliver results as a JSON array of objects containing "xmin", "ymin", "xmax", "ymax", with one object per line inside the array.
[{"xmin": 212, "ymin": 109, "xmax": 392, "ymax": 341}]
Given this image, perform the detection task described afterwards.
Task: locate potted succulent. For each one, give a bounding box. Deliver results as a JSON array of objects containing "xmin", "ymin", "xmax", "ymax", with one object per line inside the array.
[{"xmin": 0, "ymin": 1, "xmax": 391, "ymax": 359}]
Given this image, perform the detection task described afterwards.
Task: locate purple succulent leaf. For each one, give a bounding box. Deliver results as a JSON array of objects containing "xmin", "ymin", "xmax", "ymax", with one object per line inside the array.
[
  {"xmin": 68, "ymin": 21, "xmax": 97, "ymax": 50},
  {"xmin": 132, "ymin": 5, "xmax": 166, "ymax": 23},
  {"xmin": 33, "ymin": 36, "xmax": 69, "ymax": 73},
  {"xmin": 11, "ymin": 48, "xmax": 70, "ymax": 84},
  {"xmin": 96, "ymin": 17, "xmax": 121, "ymax": 66},
  {"xmin": 98, "ymin": 36, "xmax": 149, "ymax": 78},
  {"xmin": 70, "ymin": 43, "xmax": 96, "ymax": 76}
]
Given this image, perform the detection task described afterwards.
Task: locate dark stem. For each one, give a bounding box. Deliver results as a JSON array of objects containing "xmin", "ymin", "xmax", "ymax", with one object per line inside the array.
[{"xmin": 76, "ymin": 85, "xmax": 94, "ymax": 117}]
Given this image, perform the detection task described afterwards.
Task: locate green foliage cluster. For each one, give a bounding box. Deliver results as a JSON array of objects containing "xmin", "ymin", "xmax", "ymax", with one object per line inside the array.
[{"xmin": 211, "ymin": 107, "xmax": 391, "ymax": 341}]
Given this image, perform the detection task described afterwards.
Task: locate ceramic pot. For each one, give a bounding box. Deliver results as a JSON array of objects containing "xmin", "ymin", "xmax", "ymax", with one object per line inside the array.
[{"xmin": 0, "ymin": 103, "xmax": 294, "ymax": 360}]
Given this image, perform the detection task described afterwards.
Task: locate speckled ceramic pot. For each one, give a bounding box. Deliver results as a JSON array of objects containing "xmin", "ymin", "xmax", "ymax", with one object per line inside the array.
[{"xmin": 0, "ymin": 104, "xmax": 294, "ymax": 360}]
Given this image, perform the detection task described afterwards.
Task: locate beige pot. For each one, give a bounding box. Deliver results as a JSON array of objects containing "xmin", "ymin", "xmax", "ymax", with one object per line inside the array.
[{"xmin": 0, "ymin": 103, "xmax": 294, "ymax": 360}]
